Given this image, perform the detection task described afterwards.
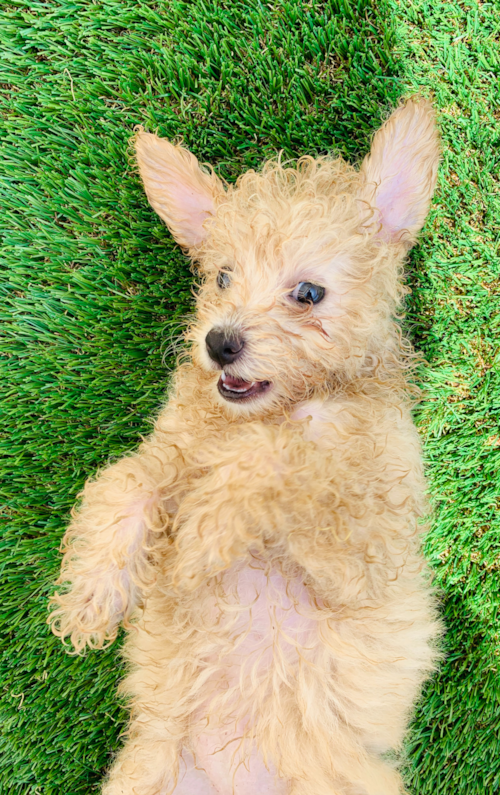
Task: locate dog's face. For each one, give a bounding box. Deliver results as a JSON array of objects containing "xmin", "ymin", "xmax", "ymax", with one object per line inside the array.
[{"xmin": 136, "ymin": 100, "xmax": 439, "ymax": 416}]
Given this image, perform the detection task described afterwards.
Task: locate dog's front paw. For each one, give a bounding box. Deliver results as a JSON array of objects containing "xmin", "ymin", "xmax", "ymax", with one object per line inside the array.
[
  {"xmin": 50, "ymin": 490, "xmax": 162, "ymax": 652},
  {"xmin": 49, "ymin": 570, "xmax": 138, "ymax": 652}
]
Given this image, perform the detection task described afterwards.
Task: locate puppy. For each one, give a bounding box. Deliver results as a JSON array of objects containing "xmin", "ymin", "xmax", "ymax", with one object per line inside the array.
[{"xmin": 50, "ymin": 98, "xmax": 441, "ymax": 795}]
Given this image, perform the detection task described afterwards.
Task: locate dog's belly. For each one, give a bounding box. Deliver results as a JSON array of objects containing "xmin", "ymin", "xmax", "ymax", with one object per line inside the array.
[
  {"xmin": 181, "ymin": 743, "xmax": 287, "ymax": 795},
  {"xmin": 182, "ymin": 555, "xmax": 319, "ymax": 795}
]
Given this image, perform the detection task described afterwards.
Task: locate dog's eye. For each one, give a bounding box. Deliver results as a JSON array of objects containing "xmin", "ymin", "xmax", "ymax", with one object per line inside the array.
[
  {"xmin": 292, "ymin": 282, "xmax": 325, "ymax": 305},
  {"xmin": 217, "ymin": 270, "xmax": 231, "ymax": 290}
]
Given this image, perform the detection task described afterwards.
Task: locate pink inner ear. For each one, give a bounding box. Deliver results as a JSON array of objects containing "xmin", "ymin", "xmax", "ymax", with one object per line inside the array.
[
  {"xmin": 360, "ymin": 100, "xmax": 439, "ymax": 242},
  {"xmin": 144, "ymin": 160, "xmax": 216, "ymax": 247},
  {"xmin": 167, "ymin": 181, "xmax": 215, "ymax": 244},
  {"xmin": 136, "ymin": 133, "xmax": 223, "ymax": 248},
  {"xmin": 374, "ymin": 126, "xmax": 428, "ymax": 237},
  {"xmin": 375, "ymin": 156, "xmax": 418, "ymax": 236}
]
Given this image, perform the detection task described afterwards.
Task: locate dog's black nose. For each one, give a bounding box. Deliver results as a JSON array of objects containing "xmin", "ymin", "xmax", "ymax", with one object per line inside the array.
[{"xmin": 205, "ymin": 329, "xmax": 244, "ymax": 367}]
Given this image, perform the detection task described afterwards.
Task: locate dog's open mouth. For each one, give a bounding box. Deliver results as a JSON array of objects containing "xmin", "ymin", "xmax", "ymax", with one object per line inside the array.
[{"xmin": 218, "ymin": 372, "xmax": 272, "ymax": 402}]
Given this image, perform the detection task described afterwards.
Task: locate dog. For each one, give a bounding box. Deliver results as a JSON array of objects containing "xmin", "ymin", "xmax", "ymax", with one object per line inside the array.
[{"xmin": 50, "ymin": 98, "xmax": 441, "ymax": 795}]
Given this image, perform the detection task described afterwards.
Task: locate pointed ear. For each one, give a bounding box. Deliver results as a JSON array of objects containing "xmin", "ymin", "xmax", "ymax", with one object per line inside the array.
[
  {"xmin": 134, "ymin": 131, "xmax": 225, "ymax": 248},
  {"xmin": 359, "ymin": 98, "xmax": 440, "ymax": 244}
]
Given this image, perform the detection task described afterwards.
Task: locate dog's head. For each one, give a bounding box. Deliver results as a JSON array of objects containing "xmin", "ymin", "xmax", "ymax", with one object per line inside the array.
[{"xmin": 135, "ymin": 99, "xmax": 439, "ymax": 417}]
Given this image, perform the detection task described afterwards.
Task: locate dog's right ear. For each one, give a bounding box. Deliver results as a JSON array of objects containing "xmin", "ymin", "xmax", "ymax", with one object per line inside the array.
[{"xmin": 134, "ymin": 131, "xmax": 225, "ymax": 248}]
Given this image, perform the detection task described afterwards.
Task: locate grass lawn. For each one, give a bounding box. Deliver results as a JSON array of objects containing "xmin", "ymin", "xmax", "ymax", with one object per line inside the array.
[{"xmin": 0, "ymin": 0, "xmax": 498, "ymax": 792}]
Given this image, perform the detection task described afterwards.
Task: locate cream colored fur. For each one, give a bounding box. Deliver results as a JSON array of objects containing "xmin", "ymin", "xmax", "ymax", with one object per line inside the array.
[{"xmin": 49, "ymin": 98, "xmax": 441, "ymax": 795}]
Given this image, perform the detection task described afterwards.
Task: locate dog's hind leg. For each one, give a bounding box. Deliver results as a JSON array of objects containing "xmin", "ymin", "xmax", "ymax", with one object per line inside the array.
[
  {"xmin": 290, "ymin": 769, "xmax": 400, "ymax": 795},
  {"xmin": 284, "ymin": 745, "xmax": 402, "ymax": 795},
  {"xmin": 103, "ymin": 731, "xmax": 217, "ymax": 795}
]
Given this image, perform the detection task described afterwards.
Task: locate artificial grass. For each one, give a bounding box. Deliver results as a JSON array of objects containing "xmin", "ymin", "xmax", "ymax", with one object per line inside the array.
[
  {"xmin": 393, "ymin": 2, "xmax": 500, "ymax": 791},
  {"xmin": 0, "ymin": 0, "xmax": 498, "ymax": 792}
]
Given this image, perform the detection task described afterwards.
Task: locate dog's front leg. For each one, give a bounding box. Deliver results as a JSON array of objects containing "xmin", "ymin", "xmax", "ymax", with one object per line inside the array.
[{"xmin": 49, "ymin": 435, "xmax": 186, "ymax": 652}]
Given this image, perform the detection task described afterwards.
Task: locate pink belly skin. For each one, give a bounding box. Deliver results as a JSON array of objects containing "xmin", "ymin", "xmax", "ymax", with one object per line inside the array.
[
  {"xmin": 172, "ymin": 752, "xmax": 217, "ymax": 795},
  {"xmin": 191, "ymin": 735, "xmax": 288, "ymax": 795},
  {"xmin": 180, "ymin": 555, "xmax": 318, "ymax": 795}
]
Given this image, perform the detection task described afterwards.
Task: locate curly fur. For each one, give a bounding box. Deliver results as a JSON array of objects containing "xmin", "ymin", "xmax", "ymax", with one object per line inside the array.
[{"xmin": 50, "ymin": 98, "xmax": 441, "ymax": 795}]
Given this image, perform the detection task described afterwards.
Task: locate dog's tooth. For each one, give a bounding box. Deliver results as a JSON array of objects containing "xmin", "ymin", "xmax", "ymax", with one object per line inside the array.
[
  {"xmin": 225, "ymin": 381, "xmax": 257, "ymax": 393},
  {"xmin": 221, "ymin": 372, "xmax": 227, "ymax": 382}
]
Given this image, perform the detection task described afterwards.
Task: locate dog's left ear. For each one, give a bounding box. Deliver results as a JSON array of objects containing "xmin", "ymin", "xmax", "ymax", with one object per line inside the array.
[
  {"xmin": 135, "ymin": 131, "xmax": 225, "ymax": 248},
  {"xmin": 359, "ymin": 98, "xmax": 440, "ymax": 245}
]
